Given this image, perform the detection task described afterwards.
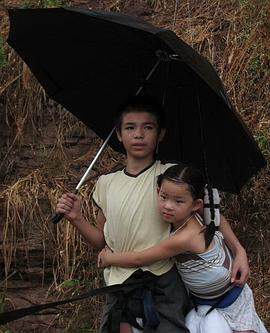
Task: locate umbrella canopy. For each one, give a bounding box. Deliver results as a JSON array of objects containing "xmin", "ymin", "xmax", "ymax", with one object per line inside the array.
[{"xmin": 7, "ymin": 7, "xmax": 266, "ymax": 193}]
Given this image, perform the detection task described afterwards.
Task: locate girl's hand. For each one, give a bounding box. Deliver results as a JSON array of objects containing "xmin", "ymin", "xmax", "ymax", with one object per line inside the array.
[
  {"xmin": 231, "ymin": 248, "xmax": 250, "ymax": 286},
  {"xmin": 98, "ymin": 246, "xmax": 113, "ymax": 268},
  {"xmin": 56, "ymin": 193, "xmax": 82, "ymax": 224}
]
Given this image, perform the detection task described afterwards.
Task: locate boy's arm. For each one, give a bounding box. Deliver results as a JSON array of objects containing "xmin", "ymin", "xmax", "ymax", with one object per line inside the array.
[
  {"xmin": 98, "ymin": 233, "xmax": 190, "ymax": 268},
  {"xmin": 72, "ymin": 208, "xmax": 106, "ymax": 250},
  {"xmin": 219, "ymin": 214, "xmax": 250, "ymax": 286}
]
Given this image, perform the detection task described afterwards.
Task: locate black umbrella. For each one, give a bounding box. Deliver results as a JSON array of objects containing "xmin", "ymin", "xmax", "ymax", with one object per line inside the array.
[{"xmin": 7, "ymin": 7, "xmax": 266, "ymax": 194}]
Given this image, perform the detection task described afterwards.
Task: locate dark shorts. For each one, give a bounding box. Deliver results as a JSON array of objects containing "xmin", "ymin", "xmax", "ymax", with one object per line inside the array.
[{"xmin": 100, "ymin": 265, "xmax": 191, "ymax": 333}]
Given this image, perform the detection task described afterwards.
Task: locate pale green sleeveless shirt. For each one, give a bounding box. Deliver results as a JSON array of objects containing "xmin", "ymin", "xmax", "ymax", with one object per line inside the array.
[{"xmin": 92, "ymin": 161, "xmax": 174, "ymax": 285}]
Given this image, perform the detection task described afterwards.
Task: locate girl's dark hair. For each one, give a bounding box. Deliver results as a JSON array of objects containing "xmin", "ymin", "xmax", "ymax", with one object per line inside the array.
[
  {"xmin": 115, "ymin": 96, "xmax": 166, "ymax": 132},
  {"xmin": 157, "ymin": 164, "xmax": 216, "ymax": 248}
]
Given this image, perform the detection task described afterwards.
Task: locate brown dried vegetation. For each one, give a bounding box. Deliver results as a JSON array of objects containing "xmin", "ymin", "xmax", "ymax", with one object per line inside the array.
[{"xmin": 0, "ymin": 0, "xmax": 269, "ymax": 332}]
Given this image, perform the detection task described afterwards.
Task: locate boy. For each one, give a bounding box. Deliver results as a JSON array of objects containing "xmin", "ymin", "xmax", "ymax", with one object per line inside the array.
[{"xmin": 56, "ymin": 97, "xmax": 249, "ymax": 333}]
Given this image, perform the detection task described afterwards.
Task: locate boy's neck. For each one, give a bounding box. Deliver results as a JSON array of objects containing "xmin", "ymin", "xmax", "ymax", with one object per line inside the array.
[{"xmin": 125, "ymin": 156, "xmax": 155, "ymax": 175}]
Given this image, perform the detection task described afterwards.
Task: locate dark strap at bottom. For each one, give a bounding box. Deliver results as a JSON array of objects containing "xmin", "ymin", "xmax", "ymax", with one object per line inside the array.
[{"xmin": 0, "ymin": 275, "xmax": 156, "ymax": 326}]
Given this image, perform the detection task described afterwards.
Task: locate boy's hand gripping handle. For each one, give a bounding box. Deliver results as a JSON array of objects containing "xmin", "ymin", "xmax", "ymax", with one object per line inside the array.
[
  {"xmin": 50, "ymin": 128, "xmax": 116, "ymax": 225},
  {"xmin": 51, "ymin": 189, "xmax": 79, "ymax": 224}
]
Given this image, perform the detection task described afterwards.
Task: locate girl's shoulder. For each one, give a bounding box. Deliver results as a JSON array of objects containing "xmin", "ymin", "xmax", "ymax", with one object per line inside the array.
[
  {"xmin": 171, "ymin": 223, "xmax": 200, "ymax": 253},
  {"xmin": 176, "ymin": 220, "xmax": 211, "ymax": 254}
]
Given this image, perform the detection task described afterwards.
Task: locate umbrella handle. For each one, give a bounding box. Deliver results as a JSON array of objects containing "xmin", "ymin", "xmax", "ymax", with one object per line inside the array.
[
  {"xmin": 51, "ymin": 189, "xmax": 78, "ymax": 224},
  {"xmin": 52, "ymin": 212, "xmax": 64, "ymax": 224},
  {"xmin": 51, "ymin": 128, "xmax": 115, "ymax": 225}
]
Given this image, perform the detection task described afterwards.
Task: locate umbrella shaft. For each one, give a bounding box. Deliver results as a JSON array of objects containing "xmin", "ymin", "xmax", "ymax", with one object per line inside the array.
[
  {"xmin": 76, "ymin": 127, "xmax": 115, "ymax": 190},
  {"xmin": 135, "ymin": 58, "xmax": 162, "ymax": 96}
]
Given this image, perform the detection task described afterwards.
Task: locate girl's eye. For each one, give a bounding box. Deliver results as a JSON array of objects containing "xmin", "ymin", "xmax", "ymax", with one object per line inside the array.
[
  {"xmin": 176, "ymin": 200, "xmax": 184, "ymax": 204},
  {"xmin": 125, "ymin": 126, "xmax": 134, "ymax": 130},
  {"xmin": 160, "ymin": 194, "xmax": 166, "ymax": 200}
]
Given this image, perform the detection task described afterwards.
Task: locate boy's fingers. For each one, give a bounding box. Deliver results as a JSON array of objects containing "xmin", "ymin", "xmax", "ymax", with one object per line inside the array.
[
  {"xmin": 65, "ymin": 193, "xmax": 79, "ymax": 201},
  {"xmin": 58, "ymin": 200, "xmax": 73, "ymax": 208},
  {"xmin": 57, "ymin": 203, "xmax": 71, "ymax": 211},
  {"xmin": 61, "ymin": 194, "xmax": 75, "ymax": 204},
  {"xmin": 56, "ymin": 207, "xmax": 67, "ymax": 215}
]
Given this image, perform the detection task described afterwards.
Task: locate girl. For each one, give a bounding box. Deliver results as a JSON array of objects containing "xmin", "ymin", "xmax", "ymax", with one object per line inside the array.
[{"xmin": 98, "ymin": 164, "xmax": 267, "ymax": 333}]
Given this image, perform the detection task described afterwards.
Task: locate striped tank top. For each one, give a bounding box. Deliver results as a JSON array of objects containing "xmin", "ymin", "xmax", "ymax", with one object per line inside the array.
[{"xmin": 173, "ymin": 217, "xmax": 233, "ymax": 299}]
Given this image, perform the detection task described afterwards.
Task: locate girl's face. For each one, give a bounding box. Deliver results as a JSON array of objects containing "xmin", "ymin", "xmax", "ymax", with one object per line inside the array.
[
  {"xmin": 157, "ymin": 180, "xmax": 202, "ymax": 225},
  {"xmin": 117, "ymin": 111, "xmax": 165, "ymax": 160}
]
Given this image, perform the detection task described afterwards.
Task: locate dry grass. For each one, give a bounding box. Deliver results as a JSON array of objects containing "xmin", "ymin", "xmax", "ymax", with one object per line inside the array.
[{"xmin": 0, "ymin": 0, "xmax": 269, "ymax": 331}]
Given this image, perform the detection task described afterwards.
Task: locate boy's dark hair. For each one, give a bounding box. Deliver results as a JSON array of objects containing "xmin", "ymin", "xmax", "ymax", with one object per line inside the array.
[
  {"xmin": 157, "ymin": 164, "xmax": 216, "ymax": 248},
  {"xmin": 115, "ymin": 96, "xmax": 166, "ymax": 132}
]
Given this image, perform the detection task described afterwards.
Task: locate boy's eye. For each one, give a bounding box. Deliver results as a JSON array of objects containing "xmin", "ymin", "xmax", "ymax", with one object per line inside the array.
[
  {"xmin": 160, "ymin": 194, "xmax": 166, "ymax": 200},
  {"xmin": 125, "ymin": 126, "xmax": 134, "ymax": 130},
  {"xmin": 144, "ymin": 125, "xmax": 154, "ymax": 130}
]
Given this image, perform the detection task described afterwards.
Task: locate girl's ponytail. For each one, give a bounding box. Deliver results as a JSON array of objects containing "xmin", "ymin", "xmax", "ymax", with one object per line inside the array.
[{"xmin": 203, "ymin": 186, "xmax": 220, "ymax": 247}]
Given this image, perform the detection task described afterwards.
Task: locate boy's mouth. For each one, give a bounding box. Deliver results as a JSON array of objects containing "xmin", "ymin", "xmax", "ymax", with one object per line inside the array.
[
  {"xmin": 132, "ymin": 142, "xmax": 146, "ymax": 146},
  {"xmin": 132, "ymin": 143, "xmax": 147, "ymax": 149}
]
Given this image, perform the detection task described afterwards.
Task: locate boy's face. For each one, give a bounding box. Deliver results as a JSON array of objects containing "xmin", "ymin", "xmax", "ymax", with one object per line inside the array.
[{"xmin": 117, "ymin": 111, "xmax": 164, "ymax": 160}]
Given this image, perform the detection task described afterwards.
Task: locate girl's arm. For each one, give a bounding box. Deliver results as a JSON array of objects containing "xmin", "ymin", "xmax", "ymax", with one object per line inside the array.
[
  {"xmin": 219, "ymin": 214, "xmax": 249, "ymax": 286},
  {"xmin": 198, "ymin": 202, "xmax": 249, "ymax": 286},
  {"xmin": 98, "ymin": 233, "xmax": 190, "ymax": 268}
]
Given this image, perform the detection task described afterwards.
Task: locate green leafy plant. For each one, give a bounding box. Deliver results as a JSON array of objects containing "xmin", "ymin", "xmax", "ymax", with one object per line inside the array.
[
  {"xmin": 60, "ymin": 279, "xmax": 80, "ymax": 289},
  {"xmin": 41, "ymin": 0, "xmax": 66, "ymax": 7},
  {"xmin": 255, "ymin": 130, "xmax": 269, "ymax": 156}
]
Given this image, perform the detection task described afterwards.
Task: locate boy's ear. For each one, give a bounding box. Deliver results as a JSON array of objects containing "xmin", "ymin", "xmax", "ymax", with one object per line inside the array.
[
  {"xmin": 158, "ymin": 128, "xmax": 166, "ymax": 142},
  {"xmin": 116, "ymin": 129, "xmax": 122, "ymax": 142},
  {"xmin": 157, "ymin": 186, "xmax": 160, "ymax": 194}
]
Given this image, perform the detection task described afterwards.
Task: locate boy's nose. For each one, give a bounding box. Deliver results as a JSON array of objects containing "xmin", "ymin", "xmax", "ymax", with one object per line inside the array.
[{"xmin": 134, "ymin": 128, "xmax": 144, "ymax": 139}]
